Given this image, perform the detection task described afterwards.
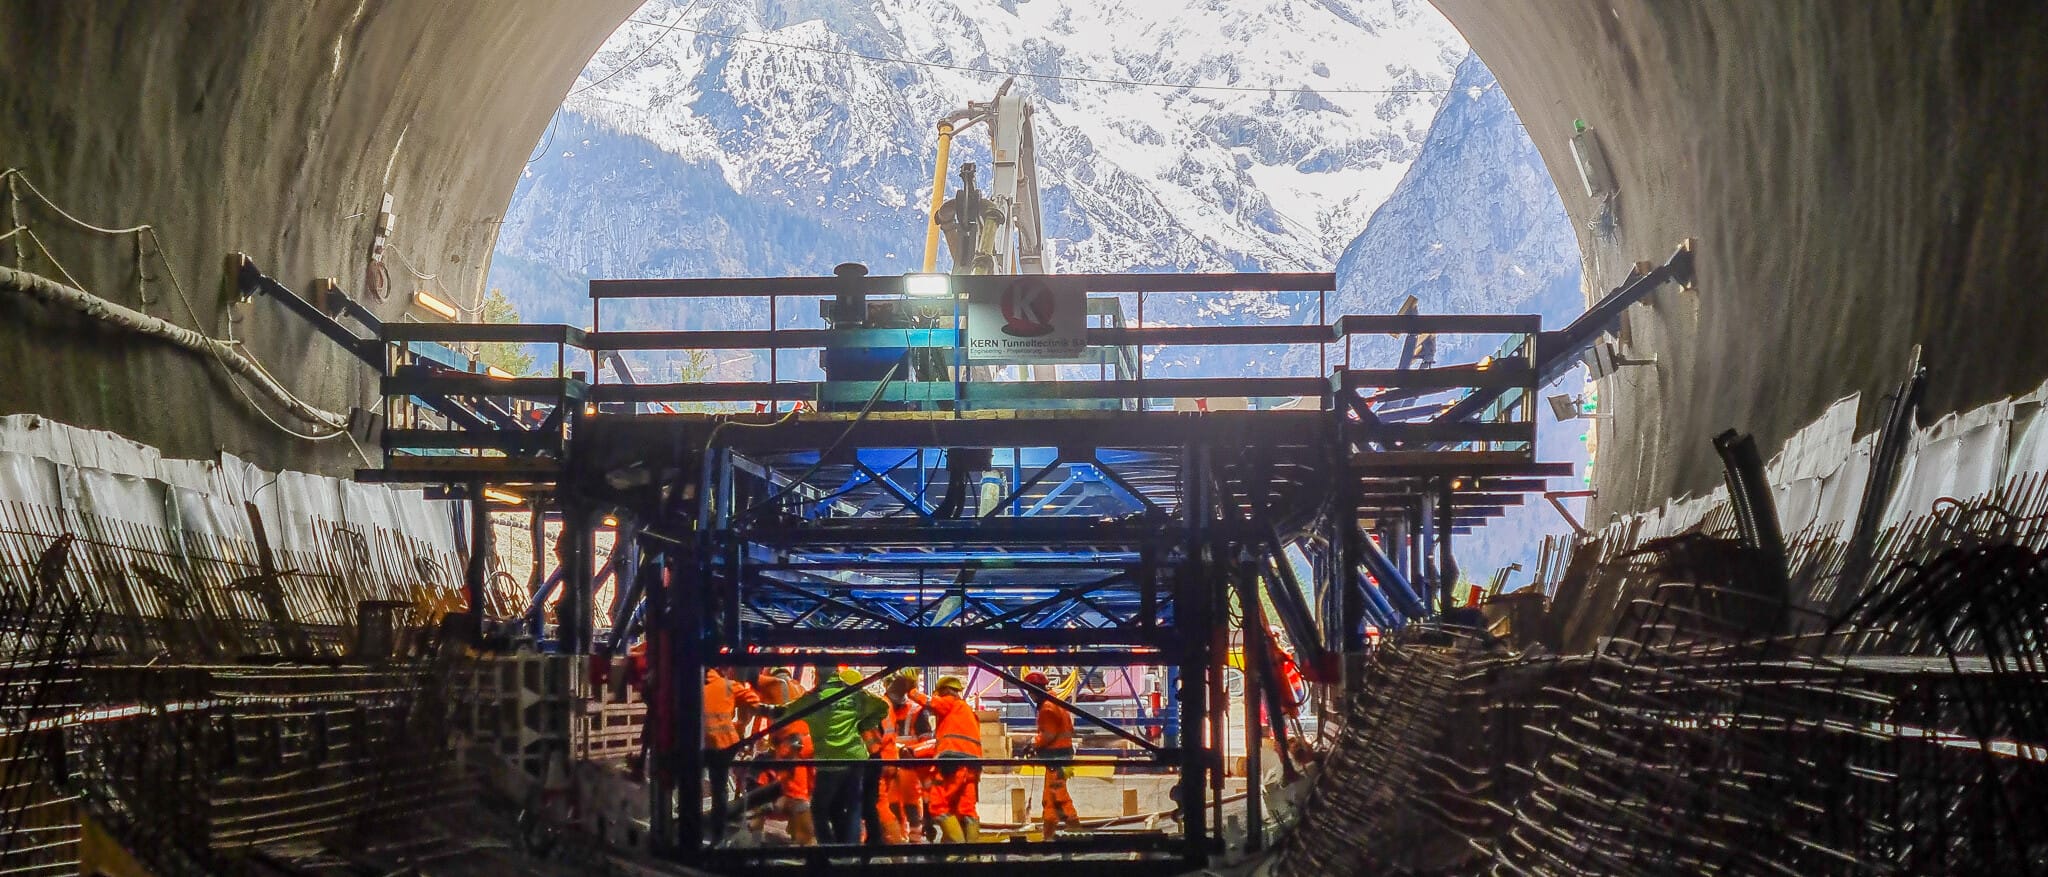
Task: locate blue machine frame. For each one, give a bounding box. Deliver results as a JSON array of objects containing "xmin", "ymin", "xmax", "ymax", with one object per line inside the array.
[{"xmin": 336, "ymin": 268, "xmax": 1625, "ymax": 875}]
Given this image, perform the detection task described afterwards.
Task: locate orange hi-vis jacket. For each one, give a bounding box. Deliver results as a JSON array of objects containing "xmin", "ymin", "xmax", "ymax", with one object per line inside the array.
[
  {"xmin": 753, "ymin": 672, "xmax": 798, "ymax": 737},
  {"xmin": 882, "ymin": 699, "xmax": 923, "ymax": 754},
  {"xmin": 770, "ymin": 717, "xmax": 815, "ymax": 801},
  {"xmin": 909, "ymin": 690, "xmax": 982, "ymax": 757},
  {"xmin": 1034, "ymin": 698, "xmax": 1075, "ymax": 756},
  {"xmin": 704, "ymin": 669, "xmax": 761, "ymax": 750}
]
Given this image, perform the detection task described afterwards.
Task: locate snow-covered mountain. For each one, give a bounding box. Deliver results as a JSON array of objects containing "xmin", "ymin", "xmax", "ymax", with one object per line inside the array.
[
  {"xmin": 492, "ymin": 0, "xmax": 1465, "ymax": 294},
  {"xmin": 1332, "ymin": 55, "xmax": 1581, "ymax": 354}
]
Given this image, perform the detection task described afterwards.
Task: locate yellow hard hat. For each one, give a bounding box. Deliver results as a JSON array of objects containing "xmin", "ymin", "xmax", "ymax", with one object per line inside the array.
[
  {"xmin": 838, "ymin": 667, "xmax": 865, "ymax": 686},
  {"xmin": 934, "ymin": 674, "xmax": 965, "ymax": 693}
]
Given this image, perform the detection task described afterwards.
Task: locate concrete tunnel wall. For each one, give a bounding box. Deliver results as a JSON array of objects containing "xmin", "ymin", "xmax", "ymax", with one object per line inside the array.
[
  {"xmin": 0, "ymin": 1, "xmax": 638, "ymax": 473},
  {"xmin": 1433, "ymin": 1, "xmax": 2048, "ymax": 516},
  {"xmin": 3, "ymin": 1, "xmax": 2045, "ymax": 516}
]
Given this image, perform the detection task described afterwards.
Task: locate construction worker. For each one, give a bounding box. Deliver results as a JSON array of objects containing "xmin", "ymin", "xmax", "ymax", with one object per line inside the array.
[
  {"xmin": 769, "ymin": 711, "xmax": 818, "ymax": 845},
  {"xmin": 750, "ymin": 668, "xmax": 815, "ymax": 846},
  {"xmin": 854, "ymin": 693, "xmax": 897, "ymax": 845},
  {"xmin": 1021, "ymin": 671, "xmax": 1082, "ymax": 839},
  {"xmin": 704, "ymin": 667, "xmax": 762, "ymax": 751},
  {"xmin": 860, "ymin": 711, "xmax": 902, "ymax": 845},
  {"xmin": 882, "ymin": 670, "xmax": 932, "ymax": 843},
  {"xmin": 703, "ymin": 667, "xmax": 762, "ymax": 829},
  {"xmin": 752, "ymin": 668, "xmax": 796, "ymax": 736},
  {"xmin": 768, "ymin": 664, "xmax": 888, "ymax": 845},
  {"xmin": 906, "ymin": 674, "xmax": 981, "ymax": 843}
]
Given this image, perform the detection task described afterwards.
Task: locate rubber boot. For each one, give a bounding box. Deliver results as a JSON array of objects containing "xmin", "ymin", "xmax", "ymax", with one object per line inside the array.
[
  {"xmin": 937, "ymin": 815, "xmax": 965, "ymax": 843},
  {"xmin": 962, "ymin": 817, "xmax": 981, "ymax": 843}
]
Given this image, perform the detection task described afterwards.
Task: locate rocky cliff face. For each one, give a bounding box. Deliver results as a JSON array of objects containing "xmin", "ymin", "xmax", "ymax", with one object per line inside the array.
[{"xmin": 1334, "ymin": 56, "xmax": 1581, "ymax": 345}]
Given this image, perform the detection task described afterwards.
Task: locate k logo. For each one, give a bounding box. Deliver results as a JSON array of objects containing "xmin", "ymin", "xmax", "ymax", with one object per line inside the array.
[{"xmin": 1000, "ymin": 279, "xmax": 1058, "ymax": 337}]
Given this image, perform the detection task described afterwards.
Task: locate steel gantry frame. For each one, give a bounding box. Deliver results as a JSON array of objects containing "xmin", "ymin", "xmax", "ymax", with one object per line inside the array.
[{"xmin": 337, "ymin": 268, "xmax": 1586, "ymax": 874}]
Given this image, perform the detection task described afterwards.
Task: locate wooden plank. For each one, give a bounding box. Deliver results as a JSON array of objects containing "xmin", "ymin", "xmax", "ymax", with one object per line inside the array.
[
  {"xmin": 585, "ymin": 324, "xmax": 1336, "ymax": 351},
  {"xmin": 381, "ymin": 373, "xmax": 588, "ymax": 401},
  {"xmin": 380, "ymin": 428, "xmax": 558, "ymax": 452},
  {"xmin": 1356, "ymin": 493, "xmax": 1528, "ymax": 506},
  {"xmin": 1336, "ymin": 313, "xmax": 1540, "ymax": 335},
  {"xmin": 588, "ymin": 327, "xmax": 957, "ymax": 351},
  {"xmin": 584, "ymin": 409, "xmax": 1332, "ymax": 452},
  {"xmin": 383, "ymin": 322, "xmax": 586, "ymax": 345},
  {"xmin": 964, "ymin": 377, "xmax": 1327, "ymax": 402},
  {"xmin": 590, "ymin": 271, "xmax": 1337, "ymax": 300},
  {"xmin": 1091, "ymin": 324, "xmax": 1337, "ymax": 346},
  {"xmin": 1350, "ymin": 452, "xmax": 1573, "ymax": 478},
  {"xmin": 591, "ymin": 377, "xmax": 1330, "ymax": 404},
  {"xmin": 1358, "ymin": 420, "xmax": 1534, "ymax": 443},
  {"xmin": 1340, "ymin": 364, "xmax": 1535, "ymax": 390},
  {"xmin": 357, "ymin": 456, "xmax": 560, "ymax": 485}
]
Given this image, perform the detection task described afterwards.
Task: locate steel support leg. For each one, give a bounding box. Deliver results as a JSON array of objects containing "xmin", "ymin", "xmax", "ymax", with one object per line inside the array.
[
  {"xmin": 1238, "ymin": 555, "xmax": 1264, "ymax": 854},
  {"xmin": 1176, "ymin": 443, "xmax": 1212, "ymax": 865},
  {"xmin": 465, "ymin": 479, "xmax": 490, "ymax": 634},
  {"xmin": 646, "ymin": 544, "xmax": 675, "ymax": 853},
  {"xmin": 562, "ymin": 509, "xmax": 596, "ymax": 654},
  {"xmin": 1436, "ymin": 480, "xmax": 1458, "ymax": 613},
  {"xmin": 673, "ymin": 545, "xmax": 707, "ymax": 853},
  {"xmin": 1417, "ymin": 502, "xmax": 1436, "ymax": 615},
  {"xmin": 1336, "ymin": 475, "xmax": 1364, "ymax": 653}
]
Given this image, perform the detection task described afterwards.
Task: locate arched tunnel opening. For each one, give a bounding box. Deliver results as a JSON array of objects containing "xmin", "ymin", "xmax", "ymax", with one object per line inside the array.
[{"xmin": 1, "ymin": 2, "xmax": 2045, "ymax": 874}]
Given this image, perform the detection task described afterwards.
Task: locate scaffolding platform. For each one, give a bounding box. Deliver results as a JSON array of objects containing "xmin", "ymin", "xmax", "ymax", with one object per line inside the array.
[{"xmin": 355, "ymin": 270, "xmax": 1570, "ymax": 872}]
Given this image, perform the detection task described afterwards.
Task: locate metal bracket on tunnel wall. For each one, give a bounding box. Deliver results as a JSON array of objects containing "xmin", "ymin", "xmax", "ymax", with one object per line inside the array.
[{"xmin": 364, "ymin": 193, "xmax": 393, "ymax": 302}]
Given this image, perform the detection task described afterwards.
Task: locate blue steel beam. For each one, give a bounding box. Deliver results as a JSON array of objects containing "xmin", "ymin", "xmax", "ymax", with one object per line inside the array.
[{"xmin": 1358, "ymin": 528, "xmax": 1429, "ymax": 620}]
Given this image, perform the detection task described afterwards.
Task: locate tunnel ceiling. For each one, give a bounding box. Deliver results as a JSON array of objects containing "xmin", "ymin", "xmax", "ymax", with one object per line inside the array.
[{"xmin": 3, "ymin": 1, "xmax": 2044, "ymax": 515}]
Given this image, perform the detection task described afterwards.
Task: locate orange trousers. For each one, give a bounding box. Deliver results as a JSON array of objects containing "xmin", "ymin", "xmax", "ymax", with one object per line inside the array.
[
  {"xmin": 928, "ymin": 762, "xmax": 980, "ymax": 819},
  {"xmin": 1043, "ymin": 765, "xmax": 1078, "ymax": 824}
]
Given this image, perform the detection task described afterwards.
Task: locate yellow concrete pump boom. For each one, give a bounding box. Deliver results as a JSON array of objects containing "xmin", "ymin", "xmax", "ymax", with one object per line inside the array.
[{"xmin": 920, "ymin": 78, "xmax": 1048, "ymax": 279}]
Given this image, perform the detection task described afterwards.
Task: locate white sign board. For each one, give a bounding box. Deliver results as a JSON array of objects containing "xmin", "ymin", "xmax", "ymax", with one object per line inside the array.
[{"xmin": 965, "ymin": 276, "xmax": 1089, "ymax": 362}]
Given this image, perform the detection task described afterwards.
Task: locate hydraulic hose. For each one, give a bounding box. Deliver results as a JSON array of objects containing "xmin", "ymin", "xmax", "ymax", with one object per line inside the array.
[{"xmin": 0, "ymin": 264, "xmax": 350, "ymax": 431}]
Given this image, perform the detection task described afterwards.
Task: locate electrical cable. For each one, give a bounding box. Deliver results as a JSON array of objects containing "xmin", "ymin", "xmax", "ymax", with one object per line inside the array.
[
  {"xmin": 700, "ymin": 400, "xmax": 802, "ymax": 460},
  {"xmin": 609, "ymin": 16, "xmax": 1455, "ymax": 98},
  {"xmin": 386, "ymin": 242, "xmax": 484, "ymax": 317},
  {"xmin": 526, "ymin": 110, "xmax": 562, "ymax": 165},
  {"xmin": 735, "ymin": 361, "xmax": 901, "ymax": 523},
  {"xmin": 570, "ymin": 0, "xmax": 702, "ymax": 98},
  {"xmin": 2, "ymin": 171, "xmax": 150, "ymax": 235},
  {"xmin": 147, "ymin": 226, "xmax": 362, "ymax": 449}
]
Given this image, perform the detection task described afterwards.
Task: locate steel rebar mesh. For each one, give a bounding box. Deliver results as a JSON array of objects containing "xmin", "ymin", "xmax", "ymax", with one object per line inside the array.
[
  {"xmin": 1271, "ymin": 627, "xmax": 1507, "ymax": 876},
  {"xmin": 0, "ymin": 535, "xmax": 99, "ymax": 874},
  {"xmin": 1271, "ymin": 477, "xmax": 2048, "ymax": 876},
  {"xmin": 0, "ymin": 504, "xmax": 479, "ymax": 874}
]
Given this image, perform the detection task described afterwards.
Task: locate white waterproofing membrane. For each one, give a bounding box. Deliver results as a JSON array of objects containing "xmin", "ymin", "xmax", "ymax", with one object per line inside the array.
[
  {"xmin": 1604, "ymin": 377, "xmax": 2048, "ymax": 541},
  {"xmin": 0, "ymin": 414, "xmax": 466, "ymax": 625}
]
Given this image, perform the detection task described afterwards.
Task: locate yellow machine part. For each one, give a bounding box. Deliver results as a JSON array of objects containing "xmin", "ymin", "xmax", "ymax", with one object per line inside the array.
[{"xmin": 920, "ymin": 121, "xmax": 955, "ymax": 273}]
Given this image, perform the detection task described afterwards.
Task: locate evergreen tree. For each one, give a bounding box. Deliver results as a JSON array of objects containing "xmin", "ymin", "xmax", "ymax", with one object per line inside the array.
[{"xmin": 477, "ymin": 288, "xmax": 536, "ymax": 375}]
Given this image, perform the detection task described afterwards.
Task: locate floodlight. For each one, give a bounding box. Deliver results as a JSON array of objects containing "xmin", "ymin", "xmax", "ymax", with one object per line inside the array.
[{"xmin": 903, "ymin": 273, "xmax": 952, "ymax": 298}]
